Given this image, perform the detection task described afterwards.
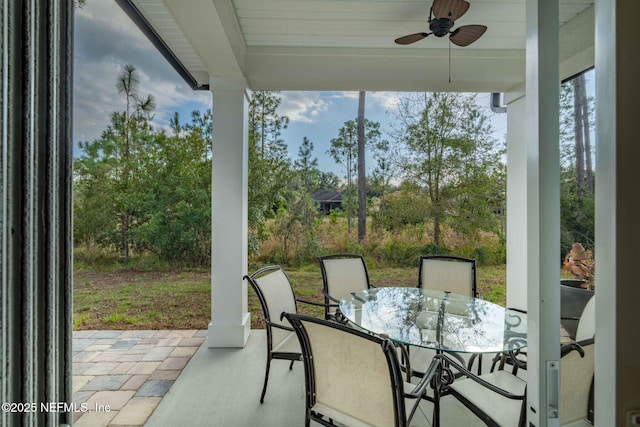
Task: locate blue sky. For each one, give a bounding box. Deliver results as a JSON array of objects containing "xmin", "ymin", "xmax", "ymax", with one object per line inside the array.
[{"xmin": 73, "ymin": 1, "xmax": 506, "ymax": 179}]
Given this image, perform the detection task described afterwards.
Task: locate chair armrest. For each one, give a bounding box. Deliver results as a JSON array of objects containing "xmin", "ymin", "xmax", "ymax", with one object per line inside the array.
[
  {"xmin": 445, "ymin": 351, "xmax": 467, "ymax": 367},
  {"xmin": 404, "ymin": 356, "xmax": 441, "ymax": 399},
  {"xmin": 492, "ymin": 349, "xmax": 528, "ymax": 372},
  {"xmin": 321, "ymin": 289, "xmax": 342, "ymax": 305},
  {"xmin": 575, "ymin": 337, "xmax": 594, "ymax": 347},
  {"xmin": 295, "ymin": 298, "xmax": 333, "ymax": 308},
  {"xmin": 267, "ymin": 319, "xmax": 295, "ymax": 333},
  {"xmin": 561, "ymin": 339, "xmax": 590, "ymax": 358},
  {"xmin": 438, "ymin": 354, "xmax": 526, "ymax": 400}
]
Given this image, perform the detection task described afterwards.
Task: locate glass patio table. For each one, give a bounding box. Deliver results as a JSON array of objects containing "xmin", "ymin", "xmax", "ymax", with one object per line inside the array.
[
  {"xmin": 339, "ymin": 287, "xmax": 527, "ymax": 354},
  {"xmin": 339, "ymin": 287, "xmax": 527, "ymax": 427}
]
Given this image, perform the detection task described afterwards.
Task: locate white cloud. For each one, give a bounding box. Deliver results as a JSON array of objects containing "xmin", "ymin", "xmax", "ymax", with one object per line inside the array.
[
  {"xmin": 73, "ymin": 1, "xmax": 210, "ymax": 147},
  {"xmin": 369, "ymin": 92, "xmax": 402, "ymax": 110},
  {"xmin": 75, "ymin": 2, "xmax": 147, "ymax": 47},
  {"xmin": 332, "ymin": 91, "xmax": 359, "ymax": 100},
  {"xmin": 321, "ymin": 91, "xmax": 402, "ymax": 112},
  {"xmin": 279, "ymin": 92, "xmax": 331, "ymax": 123},
  {"xmin": 277, "ymin": 91, "xmax": 401, "ymax": 125}
]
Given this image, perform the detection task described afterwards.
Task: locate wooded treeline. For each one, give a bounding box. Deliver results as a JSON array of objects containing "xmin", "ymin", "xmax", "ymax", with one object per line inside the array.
[
  {"xmin": 74, "ymin": 65, "xmax": 212, "ymax": 265},
  {"xmin": 73, "ymin": 65, "xmax": 594, "ymax": 267},
  {"xmin": 560, "ymin": 72, "xmax": 595, "ymax": 254}
]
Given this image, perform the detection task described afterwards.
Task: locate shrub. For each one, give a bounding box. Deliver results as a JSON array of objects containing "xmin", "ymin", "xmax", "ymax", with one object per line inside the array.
[
  {"xmin": 372, "ymin": 188, "xmax": 429, "ymax": 231},
  {"xmin": 254, "ymin": 216, "xmax": 504, "ymax": 268},
  {"xmin": 73, "ymin": 246, "xmax": 121, "ymax": 267}
]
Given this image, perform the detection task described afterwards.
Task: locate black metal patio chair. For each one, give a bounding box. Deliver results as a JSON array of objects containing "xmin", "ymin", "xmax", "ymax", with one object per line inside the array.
[
  {"xmin": 438, "ymin": 338, "xmax": 595, "ymax": 427},
  {"xmin": 283, "ymin": 312, "xmax": 438, "ymax": 427},
  {"xmin": 318, "ymin": 253, "xmax": 373, "ymax": 322},
  {"xmin": 418, "ymin": 255, "xmax": 478, "ymax": 297},
  {"xmin": 409, "ymin": 255, "xmax": 482, "ymax": 379},
  {"xmin": 244, "ymin": 265, "xmax": 326, "ymax": 403}
]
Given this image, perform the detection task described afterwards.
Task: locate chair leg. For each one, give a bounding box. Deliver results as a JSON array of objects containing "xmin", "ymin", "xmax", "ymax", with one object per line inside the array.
[
  {"xmin": 260, "ymin": 356, "xmax": 271, "ymax": 404},
  {"xmin": 289, "ymin": 360, "xmax": 295, "ymax": 370}
]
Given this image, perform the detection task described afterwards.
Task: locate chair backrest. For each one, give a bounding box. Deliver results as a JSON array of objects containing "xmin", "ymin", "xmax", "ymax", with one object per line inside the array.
[
  {"xmin": 284, "ymin": 313, "xmax": 406, "ymax": 427},
  {"xmin": 575, "ymin": 295, "xmax": 595, "ymax": 341},
  {"xmin": 418, "ymin": 255, "xmax": 477, "ymax": 297},
  {"xmin": 245, "ymin": 265, "xmax": 298, "ymax": 351},
  {"xmin": 560, "ymin": 339, "xmax": 595, "ymax": 424},
  {"xmin": 318, "ymin": 254, "xmax": 371, "ymax": 319}
]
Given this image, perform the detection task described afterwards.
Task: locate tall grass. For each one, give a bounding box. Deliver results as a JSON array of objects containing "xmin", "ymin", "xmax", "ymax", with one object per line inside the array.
[{"xmin": 254, "ymin": 216, "xmax": 505, "ymax": 268}]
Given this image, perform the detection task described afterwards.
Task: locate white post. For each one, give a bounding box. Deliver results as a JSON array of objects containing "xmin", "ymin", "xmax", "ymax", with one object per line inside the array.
[
  {"xmin": 526, "ymin": 0, "xmax": 561, "ymax": 426},
  {"xmin": 208, "ymin": 77, "xmax": 251, "ymax": 347},
  {"xmin": 505, "ymin": 89, "xmax": 527, "ymax": 311},
  {"xmin": 595, "ymin": 1, "xmax": 640, "ymax": 424}
]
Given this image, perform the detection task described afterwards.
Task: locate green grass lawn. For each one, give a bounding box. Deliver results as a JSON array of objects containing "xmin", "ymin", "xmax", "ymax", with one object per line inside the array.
[{"xmin": 73, "ymin": 265, "xmax": 506, "ymax": 330}]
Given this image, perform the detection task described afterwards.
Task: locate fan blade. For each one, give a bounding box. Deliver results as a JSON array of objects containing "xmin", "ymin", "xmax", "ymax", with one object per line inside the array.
[
  {"xmin": 449, "ymin": 24, "xmax": 487, "ymax": 46},
  {"xmin": 394, "ymin": 32, "xmax": 429, "ymax": 45},
  {"xmin": 432, "ymin": 0, "xmax": 470, "ymax": 21}
]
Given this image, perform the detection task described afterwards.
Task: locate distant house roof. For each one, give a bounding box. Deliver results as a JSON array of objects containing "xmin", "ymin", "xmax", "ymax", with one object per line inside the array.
[{"xmin": 312, "ymin": 189, "xmax": 342, "ymax": 203}]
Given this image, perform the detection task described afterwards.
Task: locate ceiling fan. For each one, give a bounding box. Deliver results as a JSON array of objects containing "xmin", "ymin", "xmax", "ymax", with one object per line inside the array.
[{"xmin": 395, "ymin": 0, "xmax": 487, "ymax": 47}]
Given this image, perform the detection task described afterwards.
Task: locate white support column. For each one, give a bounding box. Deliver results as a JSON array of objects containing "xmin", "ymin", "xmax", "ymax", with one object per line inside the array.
[
  {"xmin": 208, "ymin": 77, "xmax": 251, "ymax": 348},
  {"xmin": 526, "ymin": 1, "xmax": 561, "ymax": 426},
  {"xmin": 595, "ymin": 1, "xmax": 640, "ymax": 425},
  {"xmin": 505, "ymin": 89, "xmax": 527, "ymax": 311}
]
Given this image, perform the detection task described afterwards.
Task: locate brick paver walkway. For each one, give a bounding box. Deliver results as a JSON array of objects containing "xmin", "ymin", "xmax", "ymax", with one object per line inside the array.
[{"xmin": 72, "ymin": 330, "xmax": 206, "ymax": 426}]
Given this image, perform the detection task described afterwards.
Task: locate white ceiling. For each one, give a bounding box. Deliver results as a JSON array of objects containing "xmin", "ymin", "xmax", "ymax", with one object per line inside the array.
[{"xmin": 128, "ymin": 0, "xmax": 594, "ymax": 92}]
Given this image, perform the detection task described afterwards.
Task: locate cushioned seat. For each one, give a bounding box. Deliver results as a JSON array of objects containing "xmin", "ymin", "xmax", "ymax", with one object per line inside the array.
[
  {"xmin": 448, "ymin": 370, "xmax": 526, "ymax": 426},
  {"xmin": 271, "ymin": 332, "xmax": 300, "ymax": 354},
  {"xmin": 284, "ymin": 313, "xmax": 437, "ymax": 427},
  {"xmin": 409, "ymin": 255, "xmax": 481, "ymax": 379},
  {"xmin": 244, "ymin": 265, "xmax": 325, "ymax": 403},
  {"xmin": 318, "ymin": 254, "xmax": 373, "ymax": 321},
  {"xmin": 440, "ymin": 339, "xmax": 595, "ymax": 426}
]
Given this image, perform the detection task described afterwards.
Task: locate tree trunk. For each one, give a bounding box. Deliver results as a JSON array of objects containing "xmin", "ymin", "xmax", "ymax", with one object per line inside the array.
[
  {"xmin": 123, "ymin": 89, "xmax": 131, "ymax": 264},
  {"xmin": 347, "ymin": 150, "xmax": 352, "ymax": 235},
  {"xmin": 572, "ymin": 77, "xmax": 585, "ymax": 195},
  {"xmin": 122, "ymin": 212, "xmax": 129, "ymax": 264},
  {"xmin": 579, "ymin": 74, "xmax": 594, "ymax": 193},
  {"xmin": 357, "ymin": 91, "xmax": 366, "ymax": 242}
]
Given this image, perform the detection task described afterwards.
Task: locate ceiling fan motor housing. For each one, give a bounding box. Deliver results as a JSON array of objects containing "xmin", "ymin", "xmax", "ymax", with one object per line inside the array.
[
  {"xmin": 429, "ymin": 18, "xmax": 454, "ymax": 37},
  {"xmin": 394, "ymin": 0, "xmax": 485, "ymax": 46}
]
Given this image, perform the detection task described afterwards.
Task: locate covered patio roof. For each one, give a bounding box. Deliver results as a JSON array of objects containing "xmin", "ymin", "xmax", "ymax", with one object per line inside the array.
[
  {"xmin": 117, "ymin": 0, "xmax": 593, "ymax": 92},
  {"xmin": 4, "ymin": 0, "xmax": 639, "ymax": 425},
  {"xmin": 84, "ymin": 1, "xmax": 634, "ymax": 426}
]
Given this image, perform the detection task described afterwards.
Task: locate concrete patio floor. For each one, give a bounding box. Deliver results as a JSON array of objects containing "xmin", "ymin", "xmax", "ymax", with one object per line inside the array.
[
  {"xmin": 72, "ymin": 329, "xmax": 595, "ymax": 427},
  {"xmin": 145, "ymin": 330, "xmax": 484, "ymax": 427},
  {"xmin": 73, "ymin": 329, "xmax": 486, "ymax": 426}
]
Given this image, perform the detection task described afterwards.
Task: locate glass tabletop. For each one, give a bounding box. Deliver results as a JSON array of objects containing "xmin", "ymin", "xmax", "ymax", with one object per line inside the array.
[{"xmin": 339, "ymin": 287, "xmax": 527, "ymax": 353}]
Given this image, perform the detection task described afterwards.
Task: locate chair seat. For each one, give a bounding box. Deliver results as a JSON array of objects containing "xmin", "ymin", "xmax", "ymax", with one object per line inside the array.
[
  {"xmin": 448, "ymin": 370, "xmax": 526, "ymax": 427},
  {"xmin": 562, "ymin": 420, "xmax": 592, "ymax": 427},
  {"xmin": 245, "ymin": 265, "xmax": 304, "ymax": 403},
  {"xmin": 272, "ymin": 332, "xmax": 301, "ymax": 354},
  {"xmin": 409, "ymin": 347, "xmax": 485, "ymax": 378},
  {"xmin": 311, "ymin": 381, "xmax": 423, "ymax": 427},
  {"xmin": 408, "ymin": 346, "xmax": 437, "ymax": 376}
]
